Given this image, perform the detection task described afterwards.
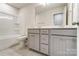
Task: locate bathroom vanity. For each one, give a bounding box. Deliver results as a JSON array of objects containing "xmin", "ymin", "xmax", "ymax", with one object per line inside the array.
[{"xmin": 28, "ymin": 28, "xmax": 77, "ymax": 56}]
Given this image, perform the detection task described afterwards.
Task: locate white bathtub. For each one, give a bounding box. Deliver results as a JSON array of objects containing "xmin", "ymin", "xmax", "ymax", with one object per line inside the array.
[{"xmin": 0, "ymin": 35, "xmax": 26, "ymax": 50}]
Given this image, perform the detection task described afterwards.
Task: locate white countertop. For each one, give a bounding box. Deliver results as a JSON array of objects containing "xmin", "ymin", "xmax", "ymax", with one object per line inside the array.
[{"xmin": 30, "ymin": 25, "xmax": 77, "ymax": 29}]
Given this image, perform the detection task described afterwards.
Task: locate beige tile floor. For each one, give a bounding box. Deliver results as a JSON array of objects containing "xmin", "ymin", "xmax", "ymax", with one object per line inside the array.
[{"xmin": 0, "ymin": 45, "xmax": 45, "ymax": 56}]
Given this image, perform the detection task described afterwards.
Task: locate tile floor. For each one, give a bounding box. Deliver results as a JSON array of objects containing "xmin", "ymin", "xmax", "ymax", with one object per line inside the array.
[{"xmin": 0, "ymin": 45, "xmax": 44, "ymax": 56}]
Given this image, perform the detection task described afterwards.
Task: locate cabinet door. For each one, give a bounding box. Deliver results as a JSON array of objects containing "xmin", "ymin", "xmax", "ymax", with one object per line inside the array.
[
  {"xmin": 28, "ymin": 34, "xmax": 39, "ymax": 51},
  {"xmin": 34, "ymin": 34, "xmax": 39, "ymax": 51},
  {"xmin": 29, "ymin": 34, "xmax": 35, "ymax": 49},
  {"xmin": 50, "ymin": 36, "xmax": 77, "ymax": 56}
]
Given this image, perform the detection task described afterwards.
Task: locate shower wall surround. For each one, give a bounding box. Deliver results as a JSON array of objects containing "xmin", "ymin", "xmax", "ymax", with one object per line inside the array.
[
  {"xmin": 0, "ymin": 12, "xmax": 20, "ymax": 36},
  {"xmin": 0, "ymin": 3, "xmax": 19, "ymax": 36}
]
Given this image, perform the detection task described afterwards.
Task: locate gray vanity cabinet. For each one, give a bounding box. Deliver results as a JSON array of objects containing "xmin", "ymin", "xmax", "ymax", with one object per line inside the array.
[{"xmin": 28, "ymin": 28, "xmax": 77, "ymax": 56}]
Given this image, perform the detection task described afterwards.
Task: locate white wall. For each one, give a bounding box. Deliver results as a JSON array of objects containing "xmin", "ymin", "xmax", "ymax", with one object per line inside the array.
[
  {"xmin": 68, "ymin": 3, "xmax": 73, "ymax": 26},
  {"xmin": 36, "ymin": 6, "xmax": 66, "ymax": 28},
  {"xmin": 18, "ymin": 6, "xmax": 36, "ymax": 37}
]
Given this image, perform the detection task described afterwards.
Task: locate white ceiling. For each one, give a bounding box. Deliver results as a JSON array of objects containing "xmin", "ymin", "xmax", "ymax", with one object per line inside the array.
[
  {"xmin": 8, "ymin": 3, "xmax": 66, "ymax": 14},
  {"xmin": 8, "ymin": 3, "xmax": 37, "ymax": 9}
]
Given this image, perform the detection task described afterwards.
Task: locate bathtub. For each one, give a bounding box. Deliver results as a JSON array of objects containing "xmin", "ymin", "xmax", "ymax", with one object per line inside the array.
[{"xmin": 0, "ymin": 35, "xmax": 26, "ymax": 50}]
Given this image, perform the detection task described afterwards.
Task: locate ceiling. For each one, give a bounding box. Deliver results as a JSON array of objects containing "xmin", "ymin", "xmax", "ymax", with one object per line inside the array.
[
  {"xmin": 8, "ymin": 3, "xmax": 66, "ymax": 14},
  {"xmin": 7, "ymin": 3, "xmax": 37, "ymax": 9}
]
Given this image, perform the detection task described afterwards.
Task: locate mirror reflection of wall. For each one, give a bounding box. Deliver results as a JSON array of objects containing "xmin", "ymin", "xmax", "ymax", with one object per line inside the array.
[{"xmin": 53, "ymin": 13, "xmax": 64, "ymax": 26}]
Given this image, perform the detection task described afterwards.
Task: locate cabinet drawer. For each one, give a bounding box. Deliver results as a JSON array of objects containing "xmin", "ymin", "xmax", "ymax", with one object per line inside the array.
[
  {"xmin": 40, "ymin": 35, "xmax": 48, "ymax": 44},
  {"xmin": 40, "ymin": 44, "xmax": 48, "ymax": 54},
  {"xmin": 50, "ymin": 29, "xmax": 77, "ymax": 36},
  {"xmin": 40, "ymin": 29, "xmax": 49, "ymax": 34},
  {"xmin": 28, "ymin": 29, "xmax": 39, "ymax": 33}
]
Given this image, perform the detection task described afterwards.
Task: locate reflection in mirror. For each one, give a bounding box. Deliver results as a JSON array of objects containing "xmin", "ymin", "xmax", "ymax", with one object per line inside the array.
[{"xmin": 53, "ymin": 13, "xmax": 64, "ymax": 26}]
